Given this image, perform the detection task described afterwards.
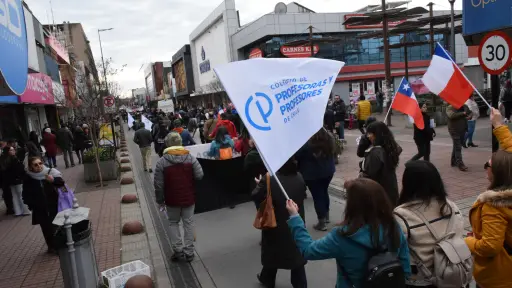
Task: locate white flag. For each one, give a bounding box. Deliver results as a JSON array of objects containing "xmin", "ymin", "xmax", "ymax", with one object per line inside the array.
[
  {"xmin": 214, "ymin": 58, "xmax": 344, "ymax": 173},
  {"xmin": 141, "ymin": 115, "xmax": 153, "ymax": 130},
  {"xmin": 127, "ymin": 113, "xmax": 135, "ymax": 128}
]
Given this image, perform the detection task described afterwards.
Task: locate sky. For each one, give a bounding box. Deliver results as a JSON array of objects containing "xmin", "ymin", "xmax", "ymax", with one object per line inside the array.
[{"xmin": 24, "ymin": 0, "xmax": 463, "ymax": 97}]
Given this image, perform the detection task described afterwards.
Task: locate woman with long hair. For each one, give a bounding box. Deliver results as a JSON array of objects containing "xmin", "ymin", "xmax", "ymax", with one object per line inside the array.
[
  {"xmin": 394, "ymin": 161, "xmax": 464, "ymax": 287},
  {"xmin": 362, "ymin": 121, "xmax": 402, "ymax": 207},
  {"xmin": 22, "ymin": 156, "xmax": 65, "ymax": 253},
  {"xmin": 0, "ymin": 146, "xmax": 30, "ymax": 216},
  {"xmin": 295, "ymin": 128, "xmax": 335, "ymax": 231},
  {"xmin": 252, "ymin": 158, "xmax": 307, "ymax": 288},
  {"xmin": 464, "ymin": 108, "xmax": 512, "ymax": 288},
  {"xmin": 286, "ymin": 178, "xmax": 411, "ymax": 287}
]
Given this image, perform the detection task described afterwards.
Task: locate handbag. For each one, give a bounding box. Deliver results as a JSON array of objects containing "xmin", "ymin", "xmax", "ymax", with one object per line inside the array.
[
  {"xmin": 57, "ymin": 184, "xmax": 75, "ymax": 212},
  {"xmin": 253, "ymin": 173, "xmax": 277, "ymax": 230}
]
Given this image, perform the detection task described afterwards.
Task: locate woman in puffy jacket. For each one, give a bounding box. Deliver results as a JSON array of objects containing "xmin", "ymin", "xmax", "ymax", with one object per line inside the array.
[{"xmin": 464, "ymin": 108, "xmax": 512, "ymax": 288}]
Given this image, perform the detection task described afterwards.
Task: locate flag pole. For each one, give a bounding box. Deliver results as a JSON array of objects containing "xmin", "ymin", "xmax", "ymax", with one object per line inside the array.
[
  {"xmin": 252, "ymin": 141, "xmax": 290, "ymax": 200},
  {"xmin": 437, "ymin": 42, "xmax": 492, "ymax": 109},
  {"xmin": 383, "ymin": 88, "xmax": 397, "ymax": 124}
]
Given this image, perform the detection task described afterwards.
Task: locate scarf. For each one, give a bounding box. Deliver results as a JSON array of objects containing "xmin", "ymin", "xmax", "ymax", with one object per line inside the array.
[
  {"xmin": 173, "ymin": 127, "xmax": 184, "ymax": 134},
  {"xmin": 26, "ymin": 166, "xmax": 63, "ymax": 180}
]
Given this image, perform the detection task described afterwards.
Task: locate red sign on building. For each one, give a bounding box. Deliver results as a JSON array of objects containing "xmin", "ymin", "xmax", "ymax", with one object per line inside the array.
[
  {"xmin": 280, "ymin": 45, "xmax": 320, "ymax": 58},
  {"xmin": 249, "ymin": 48, "xmax": 263, "ymax": 59},
  {"xmin": 344, "ymin": 14, "xmax": 406, "ymax": 29}
]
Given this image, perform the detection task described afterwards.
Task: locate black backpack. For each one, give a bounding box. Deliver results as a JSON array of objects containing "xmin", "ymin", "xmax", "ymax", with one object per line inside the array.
[{"xmin": 339, "ymin": 242, "xmax": 406, "ymax": 288}]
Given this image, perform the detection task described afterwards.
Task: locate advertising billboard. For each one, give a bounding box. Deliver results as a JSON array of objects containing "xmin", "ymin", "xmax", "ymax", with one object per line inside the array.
[
  {"xmin": 463, "ymin": 0, "xmax": 512, "ymax": 36},
  {"xmin": 0, "ymin": 0, "xmax": 28, "ymax": 96},
  {"xmin": 19, "ymin": 73, "xmax": 54, "ymax": 104}
]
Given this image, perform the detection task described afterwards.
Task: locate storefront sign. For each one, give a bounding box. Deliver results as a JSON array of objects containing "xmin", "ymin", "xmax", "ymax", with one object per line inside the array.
[
  {"xmin": 366, "ymin": 82, "xmax": 375, "ymax": 95},
  {"xmin": 352, "ymin": 83, "xmax": 361, "ymax": 98},
  {"xmin": 344, "ymin": 14, "xmax": 405, "ymax": 29},
  {"xmin": 45, "ymin": 34, "xmax": 70, "ymax": 64},
  {"xmin": 199, "ymin": 46, "xmax": 211, "ymax": 74},
  {"xmin": 463, "ymin": 0, "xmax": 512, "ymax": 36},
  {"xmin": 280, "ymin": 45, "xmax": 319, "ymax": 58},
  {"xmin": 0, "ymin": 0, "xmax": 29, "ymax": 96},
  {"xmin": 19, "ymin": 73, "xmax": 54, "ymax": 104},
  {"xmin": 249, "ymin": 48, "xmax": 263, "ymax": 59}
]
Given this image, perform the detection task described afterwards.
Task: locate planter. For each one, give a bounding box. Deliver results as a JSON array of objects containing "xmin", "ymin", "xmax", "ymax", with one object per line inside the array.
[{"xmin": 84, "ymin": 160, "xmax": 119, "ymax": 183}]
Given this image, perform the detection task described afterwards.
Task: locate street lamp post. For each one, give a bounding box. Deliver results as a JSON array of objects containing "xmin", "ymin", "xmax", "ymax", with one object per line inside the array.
[
  {"xmin": 98, "ymin": 28, "xmax": 113, "ymax": 93},
  {"xmin": 448, "ymin": 0, "xmax": 456, "ymax": 61},
  {"xmin": 97, "ymin": 28, "xmax": 117, "ymax": 149}
]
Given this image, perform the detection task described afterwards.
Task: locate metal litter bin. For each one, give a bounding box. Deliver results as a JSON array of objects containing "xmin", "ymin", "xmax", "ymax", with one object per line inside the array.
[{"xmin": 53, "ymin": 202, "xmax": 99, "ymax": 288}]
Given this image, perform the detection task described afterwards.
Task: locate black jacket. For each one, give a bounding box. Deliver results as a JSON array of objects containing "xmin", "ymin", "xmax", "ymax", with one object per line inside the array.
[
  {"xmin": 56, "ymin": 128, "xmax": 74, "ymax": 149},
  {"xmin": 414, "ymin": 112, "xmax": 435, "ymax": 142},
  {"xmin": 324, "ymin": 108, "xmax": 335, "ymax": 130},
  {"xmin": 252, "ymin": 173, "xmax": 307, "ymax": 270},
  {"xmin": 73, "ymin": 130, "xmax": 87, "ymax": 150},
  {"xmin": 357, "ymin": 135, "xmax": 372, "ymax": 158},
  {"xmin": 22, "ymin": 174, "xmax": 64, "ymax": 225},
  {"xmin": 333, "ymin": 100, "xmax": 346, "ymax": 122},
  {"xmin": 26, "ymin": 141, "xmax": 42, "ymax": 158},
  {"xmin": 0, "ymin": 155, "xmax": 25, "ymax": 186},
  {"xmin": 361, "ymin": 146, "xmax": 399, "ymax": 207}
]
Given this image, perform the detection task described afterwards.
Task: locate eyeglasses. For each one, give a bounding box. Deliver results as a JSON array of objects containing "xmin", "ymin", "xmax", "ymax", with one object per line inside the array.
[{"xmin": 484, "ymin": 161, "xmax": 491, "ymax": 170}]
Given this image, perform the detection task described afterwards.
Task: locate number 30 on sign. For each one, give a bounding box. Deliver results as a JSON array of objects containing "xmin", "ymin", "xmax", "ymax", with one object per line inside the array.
[{"xmin": 478, "ymin": 31, "xmax": 512, "ymax": 75}]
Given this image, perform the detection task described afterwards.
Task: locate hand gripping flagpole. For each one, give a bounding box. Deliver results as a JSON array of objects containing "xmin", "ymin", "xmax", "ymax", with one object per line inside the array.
[
  {"xmin": 252, "ymin": 141, "xmax": 290, "ymax": 200},
  {"xmin": 436, "ymin": 42, "xmax": 492, "ymax": 109}
]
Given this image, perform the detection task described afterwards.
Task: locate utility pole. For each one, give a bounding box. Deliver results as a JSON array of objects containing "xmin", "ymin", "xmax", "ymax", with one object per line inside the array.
[
  {"xmin": 427, "ymin": 3, "xmax": 435, "ymax": 56},
  {"xmin": 448, "ymin": 0, "xmax": 456, "ymax": 61},
  {"xmin": 309, "ymin": 25, "xmax": 314, "ymax": 57},
  {"xmin": 98, "ymin": 28, "xmax": 117, "ymax": 149},
  {"xmin": 382, "ymin": 0, "xmax": 392, "ymax": 126}
]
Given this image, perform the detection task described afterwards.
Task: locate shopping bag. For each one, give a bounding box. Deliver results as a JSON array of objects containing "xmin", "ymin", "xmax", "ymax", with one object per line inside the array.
[
  {"xmin": 57, "ymin": 185, "xmax": 75, "ymax": 212},
  {"xmin": 253, "ymin": 173, "xmax": 277, "ymax": 230}
]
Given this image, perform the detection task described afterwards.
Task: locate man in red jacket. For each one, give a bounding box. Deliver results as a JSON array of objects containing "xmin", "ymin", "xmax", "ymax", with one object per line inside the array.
[{"xmin": 209, "ymin": 113, "xmax": 237, "ymax": 139}]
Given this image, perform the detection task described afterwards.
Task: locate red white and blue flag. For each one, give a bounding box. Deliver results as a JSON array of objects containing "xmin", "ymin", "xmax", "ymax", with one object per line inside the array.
[
  {"xmin": 422, "ymin": 43, "xmax": 474, "ymax": 109},
  {"xmin": 392, "ymin": 77, "xmax": 424, "ymax": 130}
]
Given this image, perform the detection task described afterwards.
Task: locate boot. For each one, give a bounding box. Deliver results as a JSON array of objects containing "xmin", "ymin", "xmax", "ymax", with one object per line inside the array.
[
  {"xmin": 458, "ymin": 163, "xmax": 469, "ymax": 172},
  {"xmin": 313, "ymin": 219, "xmax": 328, "ymax": 231}
]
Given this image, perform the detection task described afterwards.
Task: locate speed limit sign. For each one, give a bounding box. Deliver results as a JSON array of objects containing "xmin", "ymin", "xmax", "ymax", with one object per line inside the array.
[{"xmin": 478, "ymin": 31, "xmax": 512, "ymax": 75}]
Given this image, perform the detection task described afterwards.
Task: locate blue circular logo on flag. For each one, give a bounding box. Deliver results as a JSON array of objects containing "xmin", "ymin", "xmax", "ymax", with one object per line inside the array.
[
  {"xmin": 245, "ymin": 92, "xmax": 273, "ymax": 131},
  {"xmin": 0, "ymin": 0, "xmax": 28, "ymax": 95}
]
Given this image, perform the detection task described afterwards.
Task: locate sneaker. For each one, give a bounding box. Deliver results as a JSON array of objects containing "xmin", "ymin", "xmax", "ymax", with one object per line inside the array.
[
  {"xmin": 458, "ymin": 164, "xmax": 469, "ymax": 172},
  {"xmin": 149, "ymin": 169, "xmax": 153, "ymax": 173},
  {"xmin": 185, "ymin": 254, "xmax": 195, "ymax": 262},
  {"xmin": 313, "ymin": 221, "xmax": 328, "ymax": 231},
  {"xmin": 171, "ymin": 252, "xmax": 184, "ymax": 262},
  {"xmin": 468, "ymin": 143, "xmax": 479, "ymax": 148}
]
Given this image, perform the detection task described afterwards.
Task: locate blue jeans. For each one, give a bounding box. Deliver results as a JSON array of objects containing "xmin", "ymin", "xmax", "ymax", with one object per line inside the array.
[
  {"xmin": 305, "ymin": 176, "xmax": 333, "ymax": 220},
  {"xmin": 338, "ymin": 121, "xmax": 345, "ymax": 140},
  {"xmin": 465, "ymin": 120, "xmax": 476, "ymax": 144}
]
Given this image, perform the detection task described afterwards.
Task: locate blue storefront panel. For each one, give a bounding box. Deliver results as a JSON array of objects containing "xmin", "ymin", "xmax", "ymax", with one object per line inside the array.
[{"xmin": 463, "ymin": 0, "xmax": 512, "ymax": 36}]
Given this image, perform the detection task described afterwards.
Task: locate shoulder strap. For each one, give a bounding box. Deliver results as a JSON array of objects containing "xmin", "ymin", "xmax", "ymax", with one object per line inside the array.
[
  {"xmin": 48, "ymin": 168, "xmax": 52, "ymax": 175},
  {"xmin": 443, "ymin": 202, "xmax": 457, "ymax": 236},
  {"xmin": 409, "ymin": 208, "xmax": 441, "ymax": 241},
  {"xmin": 266, "ymin": 173, "xmax": 271, "ymax": 198}
]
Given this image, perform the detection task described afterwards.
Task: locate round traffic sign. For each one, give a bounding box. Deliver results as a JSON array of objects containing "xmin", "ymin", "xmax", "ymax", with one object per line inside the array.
[
  {"xmin": 478, "ymin": 31, "xmax": 512, "ymax": 75},
  {"xmin": 104, "ymin": 96, "xmax": 114, "ymax": 107}
]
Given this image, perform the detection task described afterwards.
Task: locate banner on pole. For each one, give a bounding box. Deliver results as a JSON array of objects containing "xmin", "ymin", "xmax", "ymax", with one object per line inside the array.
[{"xmin": 214, "ymin": 58, "xmax": 344, "ymax": 173}]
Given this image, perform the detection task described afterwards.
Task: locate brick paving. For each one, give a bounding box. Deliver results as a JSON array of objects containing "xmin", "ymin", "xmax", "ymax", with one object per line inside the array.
[{"xmin": 0, "ymin": 155, "xmax": 121, "ymax": 288}]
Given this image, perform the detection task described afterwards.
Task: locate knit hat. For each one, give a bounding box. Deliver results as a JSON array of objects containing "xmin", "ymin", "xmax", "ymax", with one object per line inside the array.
[
  {"xmin": 165, "ymin": 132, "xmax": 182, "ymax": 147},
  {"xmin": 44, "ymin": 128, "xmax": 51, "ymax": 133},
  {"xmin": 173, "ymin": 119, "xmax": 182, "ymax": 127}
]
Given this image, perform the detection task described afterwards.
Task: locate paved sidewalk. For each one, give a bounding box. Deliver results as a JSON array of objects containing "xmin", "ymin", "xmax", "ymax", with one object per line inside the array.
[{"xmin": 0, "ymin": 155, "xmax": 121, "ymax": 288}]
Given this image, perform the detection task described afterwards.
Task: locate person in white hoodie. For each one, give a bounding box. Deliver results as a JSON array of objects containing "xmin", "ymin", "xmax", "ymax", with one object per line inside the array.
[
  {"xmin": 464, "ymin": 95, "xmax": 480, "ymax": 148},
  {"xmin": 394, "ymin": 160, "xmax": 464, "ymax": 287}
]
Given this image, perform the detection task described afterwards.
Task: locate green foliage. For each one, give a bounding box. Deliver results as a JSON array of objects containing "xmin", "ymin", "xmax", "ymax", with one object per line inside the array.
[{"xmin": 83, "ymin": 146, "xmax": 116, "ymax": 163}]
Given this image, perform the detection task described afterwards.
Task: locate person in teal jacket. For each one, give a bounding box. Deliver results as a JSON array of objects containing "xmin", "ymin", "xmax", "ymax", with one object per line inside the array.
[{"xmin": 286, "ymin": 178, "xmax": 411, "ymax": 288}]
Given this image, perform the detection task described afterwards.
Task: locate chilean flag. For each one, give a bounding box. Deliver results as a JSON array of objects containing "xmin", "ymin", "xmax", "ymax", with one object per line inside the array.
[
  {"xmin": 422, "ymin": 43, "xmax": 474, "ymax": 109},
  {"xmin": 392, "ymin": 78, "xmax": 424, "ymax": 130}
]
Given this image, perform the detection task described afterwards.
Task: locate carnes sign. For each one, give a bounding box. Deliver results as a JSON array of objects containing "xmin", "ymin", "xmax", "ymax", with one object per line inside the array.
[{"xmin": 280, "ymin": 45, "xmax": 319, "ymax": 58}]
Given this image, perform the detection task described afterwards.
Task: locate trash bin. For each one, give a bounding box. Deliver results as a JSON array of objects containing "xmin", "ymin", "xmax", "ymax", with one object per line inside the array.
[{"xmin": 53, "ymin": 206, "xmax": 100, "ymax": 288}]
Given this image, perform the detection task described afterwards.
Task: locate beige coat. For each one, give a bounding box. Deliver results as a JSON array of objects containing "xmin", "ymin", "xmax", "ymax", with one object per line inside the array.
[{"xmin": 394, "ymin": 199, "xmax": 464, "ymax": 285}]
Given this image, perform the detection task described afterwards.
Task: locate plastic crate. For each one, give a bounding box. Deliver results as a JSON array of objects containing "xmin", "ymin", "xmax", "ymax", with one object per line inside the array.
[{"xmin": 101, "ymin": 260, "xmax": 151, "ymax": 288}]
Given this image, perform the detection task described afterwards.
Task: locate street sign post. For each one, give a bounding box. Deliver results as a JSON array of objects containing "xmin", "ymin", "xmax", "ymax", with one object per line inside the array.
[
  {"xmin": 478, "ymin": 31, "xmax": 512, "ymax": 75},
  {"xmin": 103, "ymin": 95, "xmax": 116, "ymax": 114}
]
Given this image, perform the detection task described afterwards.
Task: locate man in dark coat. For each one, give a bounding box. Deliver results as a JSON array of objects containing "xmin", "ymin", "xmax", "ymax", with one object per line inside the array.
[
  {"xmin": 56, "ymin": 124, "xmax": 75, "ymax": 168},
  {"xmin": 252, "ymin": 159, "xmax": 307, "ymax": 288},
  {"xmin": 446, "ymin": 104, "xmax": 471, "ymax": 171},
  {"xmin": 332, "ymin": 95, "xmax": 346, "ymax": 141}
]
